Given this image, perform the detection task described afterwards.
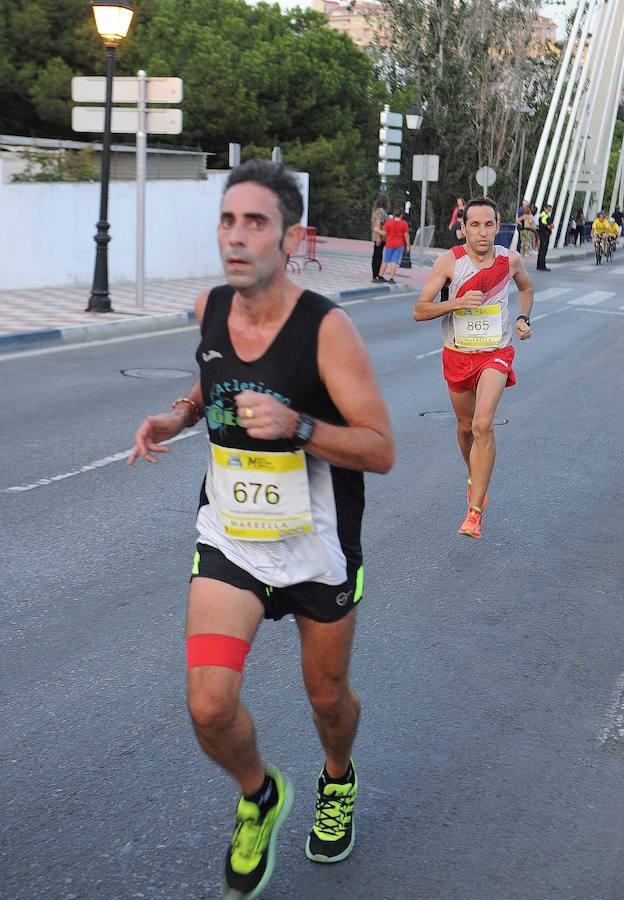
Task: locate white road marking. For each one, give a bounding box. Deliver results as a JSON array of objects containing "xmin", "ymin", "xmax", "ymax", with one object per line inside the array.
[
  {"xmin": 531, "ymin": 307, "xmax": 569, "ymax": 322},
  {"xmin": 3, "ymin": 429, "xmax": 202, "ymax": 494},
  {"xmin": 568, "ymin": 290, "xmax": 616, "ymax": 306},
  {"xmin": 570, "ymin": 307, "xmax": 624, "ymax": 317},
  {"xmin": 598, "ymin": 674, "xmax": 624, "ymax": 745},
  {"xmin": 533, "ymin": 288, "xmax": 571, "ymax": 302}
]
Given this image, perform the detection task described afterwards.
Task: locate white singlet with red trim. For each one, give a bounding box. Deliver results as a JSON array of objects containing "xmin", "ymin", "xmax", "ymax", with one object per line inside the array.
[{"xmin": 442, "ymin": 244, "xmax": 512, "ymax": 352}]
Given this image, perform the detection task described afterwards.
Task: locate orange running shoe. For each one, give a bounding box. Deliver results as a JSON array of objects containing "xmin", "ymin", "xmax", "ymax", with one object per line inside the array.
[
  {"xmin": 466, "ymin": 478, "xmax": 488, "ymax": 511},
  {"xmin": 458, "ymin": 507, "xmax": 482, "ymax": 539}
]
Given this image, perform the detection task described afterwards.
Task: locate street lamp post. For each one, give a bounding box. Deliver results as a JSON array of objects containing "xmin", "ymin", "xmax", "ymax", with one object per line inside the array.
[
  {"xmin": 401, "ymin": 105, "xmax": 425, "ymax": 268},
  {"xmin": 86, "ymin": 0, "xmax": 135, "ymax": 313}
]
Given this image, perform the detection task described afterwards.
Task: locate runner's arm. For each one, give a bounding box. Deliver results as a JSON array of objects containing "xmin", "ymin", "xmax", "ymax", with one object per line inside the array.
[
  {"xmin": 128, "ymin": 292, "xmax": 207, "ymax": 464},
  {"xmin": 235, "ymin": 309, "xmax": 395, "ymax": 474},
  {"xmin": 510, "ymin": 251, "xmax": 533, "ymax": 340},
  {"xmin": 412, "ymin": 253, "xmax": 483, "ymax": 321}
]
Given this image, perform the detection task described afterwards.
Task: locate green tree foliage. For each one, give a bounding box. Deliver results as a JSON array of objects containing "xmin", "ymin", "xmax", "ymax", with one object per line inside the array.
[
  {"xmin": 0, "ymin": 0, "xmax": 103, "ymax": 135},
  {"xmin": 373, "ymin": 0, "xmax": 559, "ymax": 237},
  {"xmin": 0, "ymin": 0, "xmax": 387, "ymax": 236},
  {"xmin": 604, "ymin": 118, "xmax": 624, "ymax": 214},
  {"xmin": 11, "ymin": 148, "xmax": 99, "ymax": 182}
]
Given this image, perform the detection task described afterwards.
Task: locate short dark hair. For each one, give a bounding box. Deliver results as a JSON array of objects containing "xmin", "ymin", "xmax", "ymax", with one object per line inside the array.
[
  {"xmin": 463, "ymin": 197, "xmax": 497, "ymax": 222},
  {"xmin": 225, "ymin": 158, "xmax": 304, "ymax": 230}
]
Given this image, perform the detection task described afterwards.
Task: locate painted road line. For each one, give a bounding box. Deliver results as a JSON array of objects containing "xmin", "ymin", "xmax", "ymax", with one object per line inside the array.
[
  {"xmin": 531, "ymin": 306, "xmax": 569, "ymax": 322},
  {"xmin": 3, "ymin": 429, "xmax": 202, "ymax": 494},
  {"xmin": 598, "ymin": 674, "xmax": 624, "ymax": 746},
  {"xmin": 570, "ymin": 307, "xmax": 624, "ymax": 317},
  {"xmin": 533, "ymin": 288, "xmax": 571, "ymax": 302},
  {"xmin": 568, "ymin": 290, "xmax": 616, "ymax": 306}
]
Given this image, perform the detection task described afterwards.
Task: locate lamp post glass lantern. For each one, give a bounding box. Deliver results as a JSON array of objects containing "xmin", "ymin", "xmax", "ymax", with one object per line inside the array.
[
  {"xmin": 86, "ymin": 0, "xmax": 135, "ymax": 313},
  {"xmin": 405, "ymin": 104, "xmax": 425, "ymax": 132}
]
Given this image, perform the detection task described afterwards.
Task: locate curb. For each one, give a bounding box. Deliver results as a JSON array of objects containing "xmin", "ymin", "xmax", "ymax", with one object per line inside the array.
[{"xmin": 0, "ymin": 283, "xmax": 412, "ymax": 357}]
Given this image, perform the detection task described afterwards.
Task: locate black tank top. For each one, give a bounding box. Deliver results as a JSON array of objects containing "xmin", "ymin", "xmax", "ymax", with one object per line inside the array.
[{"xmin": 194, "ymin": 286, "xmax": 364, "ymax": 582}]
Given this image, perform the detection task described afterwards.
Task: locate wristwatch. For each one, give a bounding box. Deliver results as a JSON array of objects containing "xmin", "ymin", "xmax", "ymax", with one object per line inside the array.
[
  {"xmin": 516, "ymin": 315, "xmax": 531, "ymax": 325},
  {"xmin": 292, "ymin": 413, "xmax": 316, "ymax": 448}
]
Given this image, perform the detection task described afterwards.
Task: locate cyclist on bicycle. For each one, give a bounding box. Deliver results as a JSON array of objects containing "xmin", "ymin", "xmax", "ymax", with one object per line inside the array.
[
  {"xmin": 608, "ymin": 216, "xmax": 620, "ymax": 251},
  {"xmin": 591, "ymin": 211, "xmax": 610, "ymax": 263}
]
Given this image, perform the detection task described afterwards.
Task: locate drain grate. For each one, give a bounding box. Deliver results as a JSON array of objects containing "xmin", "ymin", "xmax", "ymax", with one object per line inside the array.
[
  {"xmin": 419, "ymin": 411, "xmax": 508, "ymax": 425},
  {"xmin": 121, "ymin": 368, "xmax": 195, "ymax": 379}
]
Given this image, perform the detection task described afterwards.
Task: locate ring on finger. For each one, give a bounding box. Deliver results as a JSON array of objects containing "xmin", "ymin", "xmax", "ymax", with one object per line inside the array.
[{"xmin": 245, "ymin": 407, "xmax": 254, "ymax": 419}]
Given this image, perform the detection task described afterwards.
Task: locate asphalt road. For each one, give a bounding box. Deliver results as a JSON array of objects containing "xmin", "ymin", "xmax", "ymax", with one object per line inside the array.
[{"xmin": 2, "ymin": 254, "xmax": 624, "ymax": 900}]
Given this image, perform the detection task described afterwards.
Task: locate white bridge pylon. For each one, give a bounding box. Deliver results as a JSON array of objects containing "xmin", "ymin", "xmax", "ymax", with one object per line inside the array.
[{"xmin": 524, "ymin": 0, "xmax": 624, "ymax": 248}]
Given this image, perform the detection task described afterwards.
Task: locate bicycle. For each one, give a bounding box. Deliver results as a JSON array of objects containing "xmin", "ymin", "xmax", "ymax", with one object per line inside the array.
[
  {"xmin": 593, "ymin": 234, "xmax": 604, "ymax": 265},
  {"xmin": 607, "ymin": 236, "xmax": 617, "ymax": 261}
]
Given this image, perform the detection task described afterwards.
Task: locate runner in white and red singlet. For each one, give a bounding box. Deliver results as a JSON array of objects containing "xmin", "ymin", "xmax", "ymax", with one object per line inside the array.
[{"xmin": 412, "ymin": 197, "xmax": 533, "ymax": 539}]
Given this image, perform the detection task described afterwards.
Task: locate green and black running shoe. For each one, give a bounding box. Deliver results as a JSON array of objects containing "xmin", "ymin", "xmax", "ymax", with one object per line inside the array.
[
  {"xmin": 305, "ymin": 760, "xmax": 358, "ymax": 864},
  {"xmin": 222, "ymin": 765, "xmax": 294, "ymax": 900}
]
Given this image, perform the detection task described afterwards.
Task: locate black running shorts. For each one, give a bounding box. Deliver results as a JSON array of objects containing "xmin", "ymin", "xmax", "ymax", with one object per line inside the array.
[{"xmin": 190, "ymin": 543, "xmax": 364, "ymax": 623}]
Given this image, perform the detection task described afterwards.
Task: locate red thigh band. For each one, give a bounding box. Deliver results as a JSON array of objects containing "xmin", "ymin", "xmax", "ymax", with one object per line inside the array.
[{"xmin": 186, "ymin": 633, "xmax": 251, "ymax": 672}]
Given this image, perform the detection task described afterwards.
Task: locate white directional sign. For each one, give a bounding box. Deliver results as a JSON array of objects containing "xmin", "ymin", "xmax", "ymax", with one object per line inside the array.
[
  {"xmin": 72, "ymin": 106, "xmax": 183, "ymax": 135},
  {"xmin": 380, "ymin": 110, "xmax": 403, "ymax": 128},
  {"xmin": 379, "ymin": 144, "xmax": 402, "ymax": 161},
  {"xmin": 379, "ymin": 127, "xmax": 402, "ymax": 144},
  {"xmin": 475, "ymin": 165, "xmax": 497, "ymax": 189},
  {"xmin": 378, "ymin": 161, "xmax": 401, "ymax": 176},
  {"xmin": 412, "ymin": 154, "xmax": 439, "ymax": 182},
  {"xmin": 71, "ymin": 76, "xmax": 183, "ymax": 104}
]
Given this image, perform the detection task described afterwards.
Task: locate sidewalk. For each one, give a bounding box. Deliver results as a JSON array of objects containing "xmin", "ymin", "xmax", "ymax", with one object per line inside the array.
[
  {"xmin": 0, "ymin": 235, "xmax": 592, "ymax": 356},
  {"xmin": 0, "ymin": 236, "xmax": 432, "ymax": 355}
]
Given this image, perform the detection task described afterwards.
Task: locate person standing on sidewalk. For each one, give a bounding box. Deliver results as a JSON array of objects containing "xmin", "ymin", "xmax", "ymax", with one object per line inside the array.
[
  {"xmin": 448, "ymin": 197, "xmax": 465, "ymax": 232},
  {"xmin": 574, "ymin": 208, "xmax": 585, "ymax": 245},
  {"xmin": 371, "ymin": 194, "xmax": 389, "ymax": 282},
  {"xmin": 378, "ymin": 209, "xmax": 410, "ymax": 283},
  {"xmin": 537, "ymin": 204, "xmax": 554, "ymax": 271},
  {"xmin": 516, "ymin": 201, "xmax": 534, "ymax": 257},
  {"xmin": 129, "ymin": 159, "xmax": 395, "ymax": 899}
]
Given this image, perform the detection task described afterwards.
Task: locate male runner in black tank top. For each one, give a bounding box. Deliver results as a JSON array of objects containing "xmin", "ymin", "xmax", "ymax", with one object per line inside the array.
[{"xmin": 129, "ymin": 160, "xmax": 394, "ymax": 899}]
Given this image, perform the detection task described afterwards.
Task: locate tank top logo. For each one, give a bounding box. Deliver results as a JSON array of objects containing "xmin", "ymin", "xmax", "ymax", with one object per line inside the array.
[{"xmin": 206, "ymin": 379, "xmax": 292, "ymax": 435}]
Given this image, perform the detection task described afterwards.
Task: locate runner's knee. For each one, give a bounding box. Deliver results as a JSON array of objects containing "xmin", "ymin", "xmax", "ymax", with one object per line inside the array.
[
  {"xmin": 472, "ymin": 413, "xmax": 494, "ymax": 439},
  {"xmin": 187, "ymin": 673, "xmax": 239, "ymax": 731},
  {"xmin": 456, "ymin": 417, "xmax": 472, "ymax": 437},
  {"xmin": 308, "ymin": 681, "xmax": 357, "ymax": 722}
]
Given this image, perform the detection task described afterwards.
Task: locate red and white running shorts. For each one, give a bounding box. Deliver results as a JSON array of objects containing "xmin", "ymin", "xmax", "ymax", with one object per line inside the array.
[{"xmin": 442, "ymin": 344, "xmax": 516, "ymax": 393}]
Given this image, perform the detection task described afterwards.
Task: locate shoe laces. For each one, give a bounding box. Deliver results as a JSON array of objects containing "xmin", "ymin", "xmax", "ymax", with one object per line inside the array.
[
  {"xmin": 314, "ymin": 783, "xmax": 355, "ymax": 837},
  {"xmin": 231, "ymin": 803, "xmax": 269, "ymax": 861}
]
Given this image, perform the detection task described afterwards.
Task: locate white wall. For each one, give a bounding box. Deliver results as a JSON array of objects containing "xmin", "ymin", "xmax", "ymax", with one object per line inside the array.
[{"xmin": 0, "ymin": 163, "xmax": 309, "ymax": 290}]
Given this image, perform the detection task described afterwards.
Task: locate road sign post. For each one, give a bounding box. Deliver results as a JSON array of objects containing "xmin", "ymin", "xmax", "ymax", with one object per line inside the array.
[
  {"xmin": 378, "ymin": 105, "xmax": 403, "ymax": 192},
  {"xmin": 475, "ymin": 165, "xmax": 497, "ymax": 197},
  {"xmin": 72, "ymin": 73, "xmax": 183, "ymax": 308},
  {"xmin": 136, "ymin": 70, "xmax": 147, "ymax": 309},
  {"xmin": 412, "ymin": 154, "xmax": 439, "ymax": 265}
]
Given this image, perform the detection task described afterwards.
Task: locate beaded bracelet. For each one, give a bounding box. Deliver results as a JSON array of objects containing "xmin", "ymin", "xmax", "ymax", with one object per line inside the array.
[{"xmin": 172, "ymin": 397, "xmax": 202, "ymax": 426}]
